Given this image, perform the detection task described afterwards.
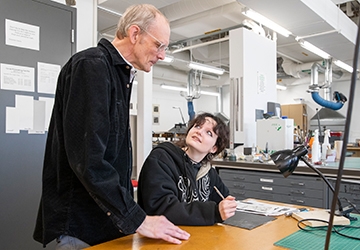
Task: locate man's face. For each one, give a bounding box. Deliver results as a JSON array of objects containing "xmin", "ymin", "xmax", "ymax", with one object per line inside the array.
[{"xmin": 134, "ymin": 15, "xmax": 170, "ymax": 72}]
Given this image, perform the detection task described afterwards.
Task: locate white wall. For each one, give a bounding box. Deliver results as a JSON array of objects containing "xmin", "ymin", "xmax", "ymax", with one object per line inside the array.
[
  {"xmin": 130, "ymin": 83, "xmax": 220, "ymax": 132},
  {"xmin": 229, "ymin": 28, "xmax": 277, "ymax": 147}
]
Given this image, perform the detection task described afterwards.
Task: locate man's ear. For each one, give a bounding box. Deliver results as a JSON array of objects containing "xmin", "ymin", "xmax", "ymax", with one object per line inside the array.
[{"xmin": 128, "ymin": 25, "xmax": 141, "ymax": 44}]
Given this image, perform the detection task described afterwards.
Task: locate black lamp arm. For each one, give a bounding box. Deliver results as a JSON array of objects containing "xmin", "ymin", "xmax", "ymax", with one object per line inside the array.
[{"xmin": 300, "ymin": 156, "xmax": 343, "ymax": 212}]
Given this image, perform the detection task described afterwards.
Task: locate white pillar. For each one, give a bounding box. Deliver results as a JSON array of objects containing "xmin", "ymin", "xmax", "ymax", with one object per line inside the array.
[{"xmin": 136, "ymin": 70, "xmax": 153, "ymax": 179}]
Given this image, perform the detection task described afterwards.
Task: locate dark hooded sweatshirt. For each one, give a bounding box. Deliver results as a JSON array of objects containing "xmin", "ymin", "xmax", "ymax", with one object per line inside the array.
[{"xmin": 138, "ymin": 142, "xmax": 229, "ymax": 225}]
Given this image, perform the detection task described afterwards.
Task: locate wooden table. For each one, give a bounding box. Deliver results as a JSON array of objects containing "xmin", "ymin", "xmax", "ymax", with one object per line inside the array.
[{"xmin": 86, "ymin": 202, "xmax": 305, "ymax": 250}]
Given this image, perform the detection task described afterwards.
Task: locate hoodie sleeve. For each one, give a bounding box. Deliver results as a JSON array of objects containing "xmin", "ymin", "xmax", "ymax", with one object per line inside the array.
[{"xmin": 138, "ymin": 149, "xmax": 221, "ymax": 226}]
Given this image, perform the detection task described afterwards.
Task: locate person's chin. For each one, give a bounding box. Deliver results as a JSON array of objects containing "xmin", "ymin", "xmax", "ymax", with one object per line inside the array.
[{"xmin": 142, "ymin": 67, "xmax": 151, "ymax": 73}]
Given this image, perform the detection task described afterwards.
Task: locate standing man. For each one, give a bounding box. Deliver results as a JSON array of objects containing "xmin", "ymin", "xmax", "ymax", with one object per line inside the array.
[{"xmin": 33, "ymin": 4, "xmax": 190, "ymax": 249}]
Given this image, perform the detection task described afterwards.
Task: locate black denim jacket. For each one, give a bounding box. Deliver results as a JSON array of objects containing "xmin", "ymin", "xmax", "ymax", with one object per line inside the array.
[{"xmin": 33, "ymin": 38, "xmax": 146, "ymax": 246}]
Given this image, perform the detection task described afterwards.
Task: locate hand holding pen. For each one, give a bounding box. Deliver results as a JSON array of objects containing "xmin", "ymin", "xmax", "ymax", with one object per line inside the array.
[{"xmin": 214, "ymin": 186, "xmax": 237, "ymax": 221}]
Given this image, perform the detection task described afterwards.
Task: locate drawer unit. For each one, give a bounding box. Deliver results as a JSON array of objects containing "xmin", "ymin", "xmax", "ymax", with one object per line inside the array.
[
  {"xmin": 218, "ymin": 168, "xmax": 327, "ymax": 208},
  {"xmin": 329, "ymin": 179, "xmax": 360, "ymax": 214}
]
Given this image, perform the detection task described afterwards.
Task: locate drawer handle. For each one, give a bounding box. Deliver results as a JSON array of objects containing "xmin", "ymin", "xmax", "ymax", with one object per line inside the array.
[
  {"xmin": 233, "ymin": 191, "xmax": 246, "ymax": 195},
  {"xmin": 233, "ymin": 184, "xmax": 245, "ymax": 189},
  {"xmin": 262, "ymin": 186, "xmax": 273, "ymax": 191},
  {"xmin": 291, "ymin": 190, "xmax": 305, "ymax": 195},
  {"xmin": 233, "ymin": 176, "xmax": 245, "ymax": 180},
  {"xmin": 260, "ymin": 178, "xmax": 274, "ymax": 183},
  {"xmin": 291, "ymin": 182, "xmax": 305, "ymax": 186},
  {"xmin": 291, "ymin": 198, "xmax": 304, "ymax": 204}
]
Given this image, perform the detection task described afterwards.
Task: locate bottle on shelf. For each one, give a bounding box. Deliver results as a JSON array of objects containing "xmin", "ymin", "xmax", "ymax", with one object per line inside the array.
[
  {"xmin": 311, "ymin": 129, "xmax": 320, "ymax": 164},
  {"xmin": 321, "ymin": 129, "xmax": 331, "ymax": 161}
]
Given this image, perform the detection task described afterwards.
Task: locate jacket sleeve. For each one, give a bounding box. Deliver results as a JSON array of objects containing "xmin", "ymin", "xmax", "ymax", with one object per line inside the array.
[{"xmin": 138, "ymin": 151, "xmax": 221, "ymax": 226}]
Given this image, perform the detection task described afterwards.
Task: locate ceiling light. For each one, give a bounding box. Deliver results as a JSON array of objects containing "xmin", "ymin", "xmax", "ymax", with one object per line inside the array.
[
  {"xmin": 276, "ymin": 84, "xmax": 287, "ymax": 90},
  {"xmin": 298, "ymin": 39, "xmax": 331, "ymax": 59},
  {"xmin": 161, "ymin": 55, "xmax": 174, "ymax": 63},
  {"xmin": 160, "ymin": 84, "xmax": 187, "ymax": 92},
  {"xmin": 160, "ymin": 84, "xmax": 220, "ymax": 97},
  {"xmin": 200, "ymin": 90, "xmax": 220, "ymax": 97},
  {"xmin": 242, "ymin": 8, "xmax": 291, "ymax": 37},
  {"xmin": 188, "ymin": 62, "xmax": 225, "ymax": 75},
  {"xmin": 97, "ymin": 6, "xmax": 122, "ymax": 16},
  {"xmin": 334, "ymin": 60, "xmax": 353, "ymax": 73}
]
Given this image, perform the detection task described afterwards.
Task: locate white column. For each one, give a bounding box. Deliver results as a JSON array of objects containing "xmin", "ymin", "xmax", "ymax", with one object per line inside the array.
[{"xmin": 136, "ymin": 70, "xmax": 153, "ymax": 179}]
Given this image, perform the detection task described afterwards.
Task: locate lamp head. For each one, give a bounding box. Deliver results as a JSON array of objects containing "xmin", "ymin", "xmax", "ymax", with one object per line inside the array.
[{"xmin": 270, "ymin": 145, "xmax": 308, "ymax": 177}]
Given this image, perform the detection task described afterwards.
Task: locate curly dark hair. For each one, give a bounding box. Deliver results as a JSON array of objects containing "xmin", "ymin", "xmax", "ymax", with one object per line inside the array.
[{"xmin": 180, "ymin": 112, "xmax": 229, "ymax": 162}]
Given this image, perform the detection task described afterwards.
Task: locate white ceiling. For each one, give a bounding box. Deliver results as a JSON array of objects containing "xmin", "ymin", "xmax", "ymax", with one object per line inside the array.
[{"xmin": 97, "ymin": 0, "xmax": 359, "ymax": 83}]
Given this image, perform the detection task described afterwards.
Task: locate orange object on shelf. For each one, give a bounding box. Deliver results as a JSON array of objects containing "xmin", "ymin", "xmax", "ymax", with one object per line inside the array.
[{"xmin": 308, "ymin": 136, "xmax": 314, "ymax": 159}]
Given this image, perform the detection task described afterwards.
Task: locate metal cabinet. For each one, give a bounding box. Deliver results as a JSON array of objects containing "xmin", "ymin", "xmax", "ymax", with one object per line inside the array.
[
  {"xmin": 329, "ymin": 179, "xmax": 360, "ymax": 213},
  {"xmin": 219, "ymin": 168, "xmax": 328, "ymax": 208}
]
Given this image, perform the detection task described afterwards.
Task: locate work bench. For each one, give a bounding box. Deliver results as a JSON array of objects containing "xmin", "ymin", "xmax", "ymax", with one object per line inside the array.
[{"xmin": 212, "ymin": 157, "xmax": 360, "ymax": 210}]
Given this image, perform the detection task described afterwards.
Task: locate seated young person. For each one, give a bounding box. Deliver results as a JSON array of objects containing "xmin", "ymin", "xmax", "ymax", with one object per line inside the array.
[{"xmin": 138, "ymin": 112, "xmax": 237, "ymax": 225}]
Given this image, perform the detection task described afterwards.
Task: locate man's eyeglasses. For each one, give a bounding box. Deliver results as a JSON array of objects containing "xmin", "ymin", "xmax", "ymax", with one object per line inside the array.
[{"xmin": 141, "ymin": 29, "xmax": 169, "ymax": 53}]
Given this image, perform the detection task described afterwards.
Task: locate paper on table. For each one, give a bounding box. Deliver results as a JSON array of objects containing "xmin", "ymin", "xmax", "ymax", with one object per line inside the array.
[{"xmin": 236, "ymin": 199, "xmax": 299, "ymax": 216}]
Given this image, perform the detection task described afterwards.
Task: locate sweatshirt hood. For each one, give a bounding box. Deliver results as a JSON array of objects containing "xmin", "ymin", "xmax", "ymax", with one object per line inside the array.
[
  {"xmin": 153, "ymin": 142, "xmax": 211, "ymax": 181},
  {"xmin": 153, "ymin": 142, "xmax": 186, "ymax": 167}
]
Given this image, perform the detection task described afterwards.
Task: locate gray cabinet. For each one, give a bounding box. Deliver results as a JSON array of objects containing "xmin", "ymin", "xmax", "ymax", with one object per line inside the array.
[
  {"xmin": 329, "ymin": 179, "xmax": 360, "ymax": 213},
  {"xmin": 219, "ymin": 168, "xmax": 328, "ymax": 208}
]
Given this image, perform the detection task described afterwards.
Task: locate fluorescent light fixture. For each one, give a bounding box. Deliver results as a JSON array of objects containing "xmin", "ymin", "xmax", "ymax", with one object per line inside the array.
[
  {"xmin": 188, "ymin": 62, "xmax": 225, "ymax": 75},
  {"xmin": 200, "ymin": 90, "xmax": 220, "ymax": 97},
  {"xmin": 242, "ymin": 8, "xmax": 291, "ymax": 37},
  {"xmin": 298, "ymin": 39, "xmax": 331, "ymax": 59},
  {"xmin": 161, "ymin": 55, "xmax": 174, "ymax": 63},
  {"xmin": 160, "ymin": 84, "xmax": 187, "ymax": 92},
  {"xmin": 276, "ymin": 84, "xmax": 287, "ymax": 90},
  {"xmin": 160, "ymin": 84, "xmax": 220, "ymax": 97},
  {"xmin": 334, "ymin": 60, "xmax": 353, "ymax": 73}
]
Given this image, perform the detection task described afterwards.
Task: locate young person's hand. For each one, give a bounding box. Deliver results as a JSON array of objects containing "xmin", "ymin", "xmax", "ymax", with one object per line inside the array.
[
  {"xmin": 219, "ymin": 196, "xmax": 237, "ymax": 221},
  {"xmin": 136, "ymin": 215, "xmax": 190, "ymax": 244}
]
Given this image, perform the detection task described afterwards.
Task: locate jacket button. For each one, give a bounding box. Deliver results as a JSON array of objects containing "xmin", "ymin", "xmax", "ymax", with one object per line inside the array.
[
  {"xmin": 126, "ymin": 66, "xmax": 130, "ymax": 69},
  {"xmin": 127, "ymin": 84, "xmax": 130, "ymax": 88},
  {"xmin": 107, "ymin": 212, "xmax": 111, "ymax": 216}
]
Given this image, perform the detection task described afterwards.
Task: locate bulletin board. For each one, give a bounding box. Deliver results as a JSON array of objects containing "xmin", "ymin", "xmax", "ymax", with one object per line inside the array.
[{"xmin": 0, "ymin": 1, "xmax": 76, "ymax": 249}]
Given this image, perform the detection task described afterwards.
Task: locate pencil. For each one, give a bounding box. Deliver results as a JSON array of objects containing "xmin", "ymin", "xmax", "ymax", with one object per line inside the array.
[{"xmin": 214, "ymin": 186, "xmax": 225, "ymax": 200}]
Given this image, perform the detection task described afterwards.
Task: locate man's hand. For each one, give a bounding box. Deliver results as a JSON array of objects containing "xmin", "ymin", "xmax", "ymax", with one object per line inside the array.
[
  {"xmin": 136, "ymin": 215, "xmax": 190, "ymax": 244},
  {"xmin": 219, "ymin": 195, "xmax": 237, "ymax": 221}
]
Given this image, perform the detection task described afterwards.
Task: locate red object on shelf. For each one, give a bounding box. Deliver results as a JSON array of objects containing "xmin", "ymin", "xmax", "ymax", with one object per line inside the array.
[
  {"xmin": 330, "ymin": 132, "xmax": 342, "ymax": 137},
  {"xmin": 131, "ymin": 179, "xmax": 138, "ymax": 187}
]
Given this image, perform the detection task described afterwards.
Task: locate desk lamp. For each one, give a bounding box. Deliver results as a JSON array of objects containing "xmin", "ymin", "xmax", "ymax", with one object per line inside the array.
[{"xmin": 270, "ymin": 145, "xmax": 355, "ymax": 221}]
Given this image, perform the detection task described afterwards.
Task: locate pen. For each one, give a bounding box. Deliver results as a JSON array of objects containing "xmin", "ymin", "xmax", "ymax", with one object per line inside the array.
[{"xmin": 214, "ymin": 186, "xmax": 225, "ymax": 200}]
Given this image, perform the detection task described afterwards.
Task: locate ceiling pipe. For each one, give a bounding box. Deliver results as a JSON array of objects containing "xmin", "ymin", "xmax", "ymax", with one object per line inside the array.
[
  {"xmin": 309, "ymin": 60, "xmax": 345, "ymax": 111},
  {"xmin": 281, "ymin": 58, "xmax": 343, "ymax": 79},
  {"xmin": 172, "ymin": 37, "xmax": 229, "ymax": 54}
]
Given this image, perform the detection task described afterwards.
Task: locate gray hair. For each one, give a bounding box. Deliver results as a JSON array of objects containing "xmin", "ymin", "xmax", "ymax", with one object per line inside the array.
[{"xmin": 116, "ymin": 4, "xmax": 169, "ymax": 39}]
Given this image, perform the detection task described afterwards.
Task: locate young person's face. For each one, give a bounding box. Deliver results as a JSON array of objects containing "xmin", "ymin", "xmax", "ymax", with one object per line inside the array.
[{"xmin": 186, "ymin": 117, "xmax": 218, "ymax": 155}]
